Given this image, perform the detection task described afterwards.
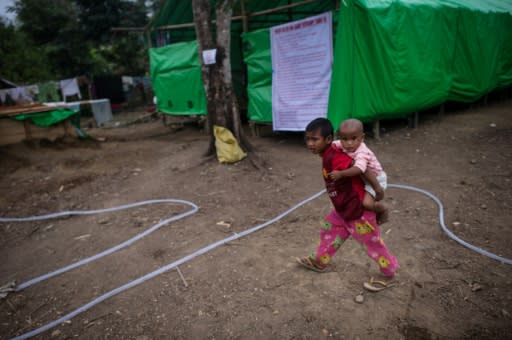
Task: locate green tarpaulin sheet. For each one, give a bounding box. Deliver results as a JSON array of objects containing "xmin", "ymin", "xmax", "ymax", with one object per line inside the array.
[
  {"xmin": 327, "ymin": 0, "xmax": 512, "ymax": 129},
  {"xmin": 243, "ymin": 28, "xmax": 273, "ymax": 123},
  {"xmin": 149, "ymin": 41, "xmax": 207, "ymax": 115},
  {"xmin": 13, "ymin": 108, "xmax": 77, "ymax": 127}
]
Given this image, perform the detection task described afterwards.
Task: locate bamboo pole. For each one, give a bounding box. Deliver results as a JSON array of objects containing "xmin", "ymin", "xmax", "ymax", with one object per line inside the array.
[
  {"xmin": 151, "ymin": 22, "xmax": 196, "ymax": 30},
  {"xmin": 240, "ymin": 0, "xmax": 249, "ymax": 33},
  {"xmin": 111, "ymin": 27, "xmax": 146, "ymax": 32}
]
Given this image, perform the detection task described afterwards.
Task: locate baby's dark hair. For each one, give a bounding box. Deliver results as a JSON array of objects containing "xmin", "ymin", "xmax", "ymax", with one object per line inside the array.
[{"xmin": 305, "ymin": 117, "xmax": 333, "ymax": 137}]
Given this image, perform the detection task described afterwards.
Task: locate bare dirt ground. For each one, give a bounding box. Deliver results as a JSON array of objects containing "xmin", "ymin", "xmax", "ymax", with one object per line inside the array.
[{"xmin": 1, "ymin": 99, "xmax": 511, "ymax": 340}]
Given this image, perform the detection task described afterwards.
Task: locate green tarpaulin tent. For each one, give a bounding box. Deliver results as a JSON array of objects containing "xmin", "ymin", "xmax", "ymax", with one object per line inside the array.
[
  {"xmin": 149, "ymin": 0, "xmax": 512, "ymax": 126},
  {"xmin": 149, "ymin": 41, "xmax": 207, "ymax": 115},
  {"xmin": 327, "ymin": 0, "xmax": 512, "ymax": 129}
]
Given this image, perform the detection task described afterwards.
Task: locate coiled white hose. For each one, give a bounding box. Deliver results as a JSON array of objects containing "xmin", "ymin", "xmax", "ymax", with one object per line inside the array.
[{"xmin": 2, "ymin": 185, "xmax": 510, "ymax": 339}]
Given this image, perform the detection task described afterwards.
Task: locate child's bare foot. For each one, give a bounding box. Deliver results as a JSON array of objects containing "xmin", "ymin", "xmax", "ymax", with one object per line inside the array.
[{"xmin": 377, "ymin": 209, "xmax": 389, "ymax": 224}]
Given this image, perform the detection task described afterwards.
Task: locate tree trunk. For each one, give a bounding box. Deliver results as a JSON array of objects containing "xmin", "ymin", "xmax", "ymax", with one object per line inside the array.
[
  {"xmin": 192, "ymin": 0, "xmax": 216, "ymax": 156},
  {"xmin": 192, "ymin": 0, "xmax": 258, "ymax": 160}
]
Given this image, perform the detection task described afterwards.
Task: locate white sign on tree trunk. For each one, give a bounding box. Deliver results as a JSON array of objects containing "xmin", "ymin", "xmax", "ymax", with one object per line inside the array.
[
  {"xmin": 270, "ymin": 12, "xmax": 333, "ymax": 131},
  {"xmin": 202, "ymin": 49, "xmax": 217, "ymax": 65}
]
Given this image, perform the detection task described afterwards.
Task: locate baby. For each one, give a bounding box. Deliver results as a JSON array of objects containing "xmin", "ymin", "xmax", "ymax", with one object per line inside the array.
[{"xmin": 330, "ymin": 119, "xmax": 389, "ymax": 224}]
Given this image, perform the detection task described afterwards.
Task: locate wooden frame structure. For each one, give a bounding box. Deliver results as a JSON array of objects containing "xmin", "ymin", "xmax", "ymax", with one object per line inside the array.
[{"xmin": 113, "ymin": 0, "xmax": 339, "ymax": 47}]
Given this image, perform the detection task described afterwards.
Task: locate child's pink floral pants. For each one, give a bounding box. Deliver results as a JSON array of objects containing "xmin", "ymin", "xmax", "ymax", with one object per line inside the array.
[{"xmin": 310, "ymin": 210, "xmax": 398, "ymax": 277}]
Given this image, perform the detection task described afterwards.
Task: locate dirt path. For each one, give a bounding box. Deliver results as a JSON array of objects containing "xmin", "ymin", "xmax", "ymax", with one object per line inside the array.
[{"xmin": 1, "ymin": 100, "xmax": 511, "ymax": 339}]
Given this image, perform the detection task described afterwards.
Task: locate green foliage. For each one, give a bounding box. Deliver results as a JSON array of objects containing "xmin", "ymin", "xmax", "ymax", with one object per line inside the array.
[
  {"xmin": 3, "ymin": 0, "xmax": 153, "ymax": 83},
  {"xmin": 14, "ymin": 0, "xmax": 79, "ymax": 45},
  {"xmin": 0, "ymin": 19, "xmax": 52, "ymax": 83}
]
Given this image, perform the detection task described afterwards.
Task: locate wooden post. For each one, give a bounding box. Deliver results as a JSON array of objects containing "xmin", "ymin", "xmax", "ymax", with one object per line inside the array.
[
  {"xmin": 146, "ymin": 30, "xmax": 152, "ymax": 48},
  {"xmin": 23, "ymin": 120, "xmax": 33, "ymax": 141},
  {"xmin": 249, "ymin": 121, "xmax": 257, "ymax": 137},
  {"xmin": 408, "ymin": 111, "xmax": 419, "ymax": 129},
  {"xmin": 62, "ymin": 119, "xmax": 76, "ymax": 137},
  {"xmin": 372, "ymin": 120, "xmax": 380, "ymax": 140}
]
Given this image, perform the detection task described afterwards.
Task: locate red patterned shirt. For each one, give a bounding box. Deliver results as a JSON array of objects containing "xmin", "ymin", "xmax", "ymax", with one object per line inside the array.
[{"xmin": 322, "ymin": 145, "xmax": 365, "ymax": 220}]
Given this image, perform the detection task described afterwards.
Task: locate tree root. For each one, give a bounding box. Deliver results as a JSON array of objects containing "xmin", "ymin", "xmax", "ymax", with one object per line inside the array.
[{"xmin": 244, "ymin": 151, "xmax": 268, "ymax": 172}]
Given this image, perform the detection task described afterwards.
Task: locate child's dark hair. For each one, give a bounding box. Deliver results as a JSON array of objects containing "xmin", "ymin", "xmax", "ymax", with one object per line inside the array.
[{"xmin": 305, "ymin": 117, "xmax": 333, "ymax": 137}]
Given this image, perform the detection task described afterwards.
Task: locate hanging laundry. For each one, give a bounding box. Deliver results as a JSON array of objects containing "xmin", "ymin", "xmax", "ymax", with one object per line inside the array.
[
  {"xmin": 24, "ymin": 85, "xmax": 39, "ymax": 102},
  {"xmin": 89, "ymin": 99, "xmax": 113, "ymax": 126},
  {"xmin": 15, "ymin": 87, "xmax": 33, "ymax": 104},
  {"xmin": 38, "ymin": 82, "xmax": 60, "ymax": 102},
  {"xmin": 0, "ymin": 90, "xmax": 16, "ymax": 105},
  {"xmin": 60, "ymin": 78, "xmax": 81, "ymax": 102},
  {"xmin": 122, "ymin": 76, "xmax": 134, "ymax": 92},
  {"xmin": 8, "ymin": 87, "xmax": 29, "ymax": 104},
  {"xmin": 0, "ymin": 89, "xmax": 8, "ymax": 103}
]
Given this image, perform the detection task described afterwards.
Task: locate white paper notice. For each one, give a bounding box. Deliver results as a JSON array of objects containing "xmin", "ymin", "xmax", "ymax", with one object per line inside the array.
[
  {"xmin": 202, "ymin": 49, "xmax": 217, "ymax": 65},
  {"xmin": 270, "ymin": 12, "xmax": 333, "ymax": 131}
]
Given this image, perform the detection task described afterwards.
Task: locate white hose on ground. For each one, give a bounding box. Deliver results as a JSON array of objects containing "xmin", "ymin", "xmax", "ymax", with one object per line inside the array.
[
  {"xmin": 3, "ymin": 185, "xmax": 511, "ymax": 339},
  {"xmin": 0, "ymin": 199, "xmax": 199, "ymax": 291},
  {"xmin": 388, "ymin": 184, "xmax": 512, "ymax": 265}
]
